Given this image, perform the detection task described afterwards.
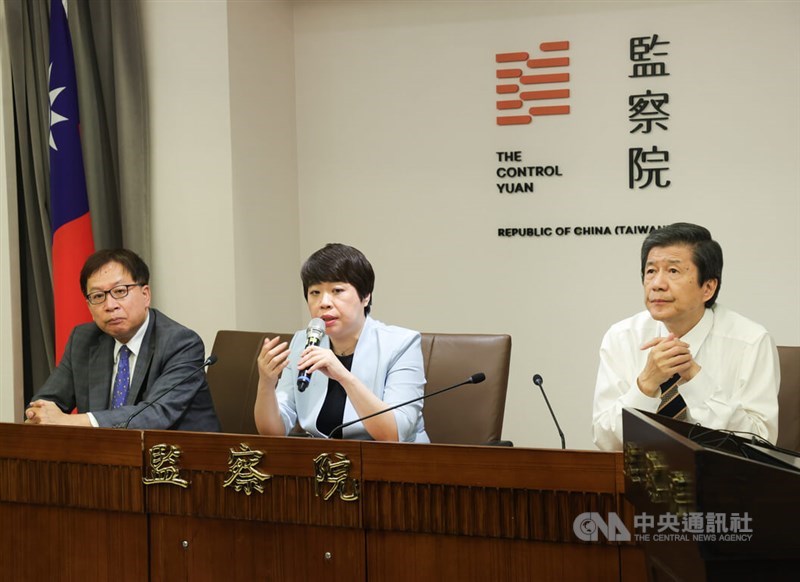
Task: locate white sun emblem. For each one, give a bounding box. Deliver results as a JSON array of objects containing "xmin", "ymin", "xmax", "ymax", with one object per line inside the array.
[{"xmin": 48, "ymin": 63, "xmax": 68, "ymax": 151}]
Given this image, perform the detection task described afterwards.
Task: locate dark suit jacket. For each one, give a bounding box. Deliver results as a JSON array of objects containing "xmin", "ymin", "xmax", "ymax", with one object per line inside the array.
[{"xmin": 33, "ymin": 309, "xmax": 221, "ymax": 431}]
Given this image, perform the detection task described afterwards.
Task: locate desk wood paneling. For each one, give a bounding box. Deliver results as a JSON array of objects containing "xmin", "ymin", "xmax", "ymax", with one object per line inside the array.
[{"xmin": 0, "ymin": 424, "xmax": 146, "ymax": 580}]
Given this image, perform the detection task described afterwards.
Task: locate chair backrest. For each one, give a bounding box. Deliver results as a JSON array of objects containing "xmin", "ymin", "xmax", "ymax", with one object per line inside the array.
[
  {"xmin": 777, "ymin": 346, "xmax": 800, "ymax": 451},
  {"xmin": 206, "ymin": 330, "xmax": 291, "ymax": 434},
  {"xmin": 420, "ymin": 333, "xmax": 512, "ymax": 445}
]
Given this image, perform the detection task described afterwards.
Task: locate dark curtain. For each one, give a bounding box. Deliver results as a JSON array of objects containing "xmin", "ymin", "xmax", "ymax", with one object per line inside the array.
[{"xmin": 5, "ymin": 0, "xmax": 150, "ymax": 401}]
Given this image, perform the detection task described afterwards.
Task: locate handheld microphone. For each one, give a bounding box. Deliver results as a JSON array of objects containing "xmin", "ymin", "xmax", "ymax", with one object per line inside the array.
[
  {"xmin": 532, "ymin": 373, "xmax": 565, "ymax": 449},
  {"xmin": 297, "ymin": 318, "xmax": 326, "ymax": 392},
  {"xmin": 327, "ymin": 372, "xmax": 485, "ymax": 439},
  {"xmin": 122, "ymin": 354, "xmax": 218, "ymax": 429}
]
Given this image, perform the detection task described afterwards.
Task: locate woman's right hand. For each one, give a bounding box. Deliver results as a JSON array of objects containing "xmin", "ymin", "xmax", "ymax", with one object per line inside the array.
[{"xmin": 257, "ymin": 336, "xmax": 290, "ymax": 389}]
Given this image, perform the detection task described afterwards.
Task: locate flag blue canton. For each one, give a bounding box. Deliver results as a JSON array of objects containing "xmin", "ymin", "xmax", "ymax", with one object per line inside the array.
[{"xmin": 49, "ymin": 0, "xmax": 89, "ymax": 234}]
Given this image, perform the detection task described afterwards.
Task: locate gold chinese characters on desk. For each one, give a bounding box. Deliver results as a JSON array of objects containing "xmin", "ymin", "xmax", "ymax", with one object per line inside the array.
[
  {"xmin": 624, "ymin": 440, "xmax": 694, "ymax": 514},
  {"xmin": 313, "ymin": 452, "xmax": 360, "ymax": 501},
  {"xmin": 142, "ymin": 442, "xmax": 359, "ymax": 501},
  {"xmin": 143, "ymin": 443, "xmax": 189, "ymax": 488},
  {"xmin": 223, "ymin": 443, "xmax": 272, "ymax": 495}
]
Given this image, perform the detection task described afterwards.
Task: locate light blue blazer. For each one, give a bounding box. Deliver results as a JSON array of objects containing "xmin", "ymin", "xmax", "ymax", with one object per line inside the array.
[{"xmin": 275, "ymin": 316, "xmax": 429, "ymax": 442}]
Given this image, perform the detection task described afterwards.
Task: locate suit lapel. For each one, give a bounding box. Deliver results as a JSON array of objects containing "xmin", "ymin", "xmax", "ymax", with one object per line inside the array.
[
  {"xmin": 129, "ymin": 310, "xmax": 156, "ymax": 405},
  {"xmin": 88, "ymin": 335, "xmax": 114, "ymax": 410},
  {"xmin": 341, "ymin": 317, "xmax": 376, "ymax": 427}
]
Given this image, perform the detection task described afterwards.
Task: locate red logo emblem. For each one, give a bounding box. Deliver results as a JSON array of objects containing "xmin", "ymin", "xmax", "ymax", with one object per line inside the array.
[{"xmin": 496, "ymin": 41, "xmax": 571, "ymax": 126}]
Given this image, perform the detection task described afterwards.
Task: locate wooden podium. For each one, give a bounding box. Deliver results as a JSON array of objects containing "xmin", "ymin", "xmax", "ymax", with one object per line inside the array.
[
  {"xmin": 623, "ymin": 408, "xmax": 800, "ymax": 582},
  {"xmin": 0, "ymin": 423, "xmax": 646, "ymax": 581}
]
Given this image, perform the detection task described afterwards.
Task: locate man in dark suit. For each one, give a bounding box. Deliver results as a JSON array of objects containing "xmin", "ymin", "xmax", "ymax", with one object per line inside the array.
[{"xmin": 25, "ymin": 249, "xmax": 220, "ymax": 431}]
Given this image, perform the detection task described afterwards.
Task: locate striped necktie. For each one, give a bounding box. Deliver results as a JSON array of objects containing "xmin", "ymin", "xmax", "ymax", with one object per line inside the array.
[
  {"xmin": 111, "ymin": 346, "xmax": 132, "ymax": 409},
  {"xmin": 657, "ymin": 373, "xmax": 687, "ymax": 420}
]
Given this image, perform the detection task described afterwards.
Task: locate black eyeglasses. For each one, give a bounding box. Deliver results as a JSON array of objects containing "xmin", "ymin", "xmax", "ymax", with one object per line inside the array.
[{"xmin": 85, "ymin": 283, "xmax": 144, "ymax": 305}]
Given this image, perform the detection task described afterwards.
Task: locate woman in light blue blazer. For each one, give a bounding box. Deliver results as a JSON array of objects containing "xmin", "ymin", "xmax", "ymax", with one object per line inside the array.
[{"xmin": 254, "ymin": 243, "xmax": 428, "ymax": 442}]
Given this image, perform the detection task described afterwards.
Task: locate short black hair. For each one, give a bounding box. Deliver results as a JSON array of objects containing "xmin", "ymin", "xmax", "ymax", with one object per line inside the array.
[
  {"xmin": 80, "ymin": 249, "xmax": 150, "ymax": 294},
  {"xmin": 640, "ymin": 223, "xmax": 723, "ymax": 307},
  {"xmin": 301, "ymin": 243, "xmax": 374, "ymax": 315}
]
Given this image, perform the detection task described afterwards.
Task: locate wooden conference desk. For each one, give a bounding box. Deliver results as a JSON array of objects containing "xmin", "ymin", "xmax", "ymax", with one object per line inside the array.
[{"xmin": 0, "ymin": 423, "xmax": 644, "ymax": 581}]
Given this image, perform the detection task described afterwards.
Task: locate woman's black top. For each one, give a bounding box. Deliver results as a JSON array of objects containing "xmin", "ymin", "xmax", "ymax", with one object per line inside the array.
[{"xmin": 315, "ymin": 353, "xmax": 354, "ymax": 439}]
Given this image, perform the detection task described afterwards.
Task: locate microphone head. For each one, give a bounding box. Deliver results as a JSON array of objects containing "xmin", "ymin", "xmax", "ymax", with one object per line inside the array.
[
  {"xmin": 470, "ymin": 372, "xmax": 486, "ymax": 384},
  {"xmin": 206, "ymin": 354, "xmax": 218, "ymax": 366},
  {"xmin": 532, "ymin": 374, "xmax": 543, "ymax": 386},
  {"xmin": 307, "ymin": 317, "xmax": 326, "ymax": 342}
]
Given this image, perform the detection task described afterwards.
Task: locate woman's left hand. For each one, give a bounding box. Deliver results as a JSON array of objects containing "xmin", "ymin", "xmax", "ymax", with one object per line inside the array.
[{"xmin": 297, "ymin": 346, "xmax": 350, "ymax": 384}]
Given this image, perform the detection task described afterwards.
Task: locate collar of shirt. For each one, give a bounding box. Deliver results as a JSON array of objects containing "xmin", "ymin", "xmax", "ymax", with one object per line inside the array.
[
  {"xmin": 679, "ymin": 307, "xmax": 713, "ymax": 358},
  {"xmin": 114, "ymin": 310, "xmax": 151, "ymax": 361}
]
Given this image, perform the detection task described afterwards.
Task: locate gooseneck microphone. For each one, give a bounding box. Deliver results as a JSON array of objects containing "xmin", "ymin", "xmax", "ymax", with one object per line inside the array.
[
  {"xmin": 533, "ymin": 373, "xmax": 565, "ymax": 450},
  {"xmin": 122, "ymin": 354, "xmax": 218, "ymax": 429},
  {"xmin": 297, "ymin": 318, "xmax": 326, "ymax": 392},
  {"xmin": 327, "ymin": 372, "xmax": 486, "ymax": 439}
]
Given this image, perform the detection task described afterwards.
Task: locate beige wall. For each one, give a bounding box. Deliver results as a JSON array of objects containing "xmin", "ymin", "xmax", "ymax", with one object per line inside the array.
[
  {"xmin": 227, "ymin": 0, "xmax": 302, "ymax": 332},
  {"xmin": 140, "ymin": 0, "xmax": 302, "ymax": 350},
  {"xmin": 141, "ymin": 0, "xmax": 237, "ymax": 348}
]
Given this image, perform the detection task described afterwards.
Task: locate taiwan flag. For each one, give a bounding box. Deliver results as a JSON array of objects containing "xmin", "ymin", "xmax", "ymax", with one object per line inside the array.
[{"xmin": 49, "ymin": 0, "xmax": 95, "ymax": 363}]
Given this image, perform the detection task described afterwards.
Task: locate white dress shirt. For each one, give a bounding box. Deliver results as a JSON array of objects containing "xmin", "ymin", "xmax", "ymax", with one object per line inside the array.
[{"xmin": 592, "ymin": 304, "xmax": 780, "ymax": 451}]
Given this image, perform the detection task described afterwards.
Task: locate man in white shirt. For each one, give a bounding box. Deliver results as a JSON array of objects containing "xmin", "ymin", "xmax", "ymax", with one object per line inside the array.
[{"xmin": 592, "ymin": 223, "xmax": 780, "ymax": 451}]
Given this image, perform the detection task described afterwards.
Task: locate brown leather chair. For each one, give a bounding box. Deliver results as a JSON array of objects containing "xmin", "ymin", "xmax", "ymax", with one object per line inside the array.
[
  {"xmin": 777, "ymin": 346, "xmax": 800, "ymax": 451},
  {"xmin": 206, "ymin": 330, "xmax": 291, "ymax": 434},
  {"xmin": 420, "ymin": 332, "xmax": 512, "ymax": 445}
]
